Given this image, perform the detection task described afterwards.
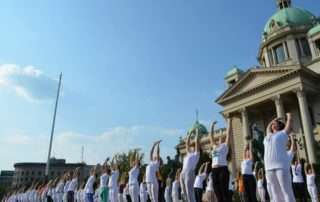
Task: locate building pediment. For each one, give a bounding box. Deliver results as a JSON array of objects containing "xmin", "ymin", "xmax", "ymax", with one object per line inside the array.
[{"xmin": 216, "ymin": 66, "xmax": 299, "ymax": 104}]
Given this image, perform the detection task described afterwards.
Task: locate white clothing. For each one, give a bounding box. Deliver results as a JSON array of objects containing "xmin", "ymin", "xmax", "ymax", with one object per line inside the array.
[
  {"xmin": 164, "ymin": 186, "xmax": 172, "ymax": 202},
  {"xmin": 100, "ymin": 173, "xmax": 109, "ymax": 188},
  {"xmin": 266, "ymin": 169, "xmax": 295, "ymax": 202},
  {"xmin": 172, "ymin": 180, "xmax": 180, "ymax": 202},
  {"xmin": 292, "ymin": 164, "xmax": 304, "ymax": 183},
  {"xmin": 139, "ymin": 183, "xmax": 148, "ymax": 202},
  {"xmin": 109, "ymin": 187, "xmax": 119, "ymax": 202},
  {"xmin": 129, "ymin": 183, "xmax": 139, "ymax": 202},
  {"xmin": 206, "ymin": 174, "xmax": 214, "ymax": 192},
  {"xmin": 241, "ymin": 159, "xmax": 253, "ymax": 175},
  {"xmin": 180, "ymin": 170, "xmax": 196, "ymax": 202},
  {"xmin": 146, "ymin": 161, "xmax": 160, "ymax": 183},
  {"xmin": 68, "ymin": 178, "xmax": 78, "ymax": 192},
  {"xmin": 147, "ymin": 180, "xmax": 159, "ymax": 202},
  {"xmin": 129, "ymin": 166, "xmax": 140, "ymax": 185},
  {"xmin": 109, "ymin": 170, "xmax": 119, "ymax": 188},
  {"xmin": 85, "ymin": 175, "xmax": 96, "ymax": 194},
  {"xmin": 212, "ymin": 143, "xmax": 228, "ymax": 167},
  {"xmin": 182, "ymin": 152, "xmax": 200, "ymax": 173},
  {"xmin": 264, "ymin": 130, "xmax": 289, "ymax": 170},
  {"xmin": 193, "ymin": 173, "xmax": 207, "ymax": 189}
]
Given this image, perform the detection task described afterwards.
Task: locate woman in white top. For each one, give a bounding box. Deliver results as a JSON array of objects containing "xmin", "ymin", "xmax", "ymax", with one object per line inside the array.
[
  {"xmin": 164, "ymin": 178, "xmax": 172, "ymax": 202},
  {"xmin": 209, "ymin": 119, "xmax": 232, "ymax": 202},
  {"xmin": 100, "ymin": 164, "xmax": 111, "ymax": 202},
  {"xmin": 128, "ymin": 151, "xmax": 140, "ymax": 202},
  {"xmin": 180, "ymin": 130, "xmax": 200, "ymax": 202},
  {"xmin": 194, "ymin": 162, "xmax": 209, "ymax": 202},
  {"xmin": 67, "ymin": 167, "xmax": 80, "ymax": 202},
  {"xmin": 241, "ymin": 143, "xmax": 257, "ymax": 202},
  {"xmin": 55, "ymin": 175, "xmax": 65, "ymax": 202},
  {"xmin": 305, "ymin": 164, "xmax": 318, "ymax": 202},
  {"xmin": 256, "ymin": 168, "xmax": 266, "ymax": 202},
  {"xmin": 63, "ymin": 172, "xmax": 72, "ymax": 202},
  {"xmin": 291, "ymin": 157, "xmax": 308, "ymax": 202},
  {"xmin": 108, "ymin": 159, "xmax": 120, "ymax": 202},
  {"xmin": 264, "ymin": 113, "xmax": 295, "ymax": 202},
  {"xmin": 171, "ymin": 169, "xmax": 181, "ymax": 202},
  {"xmin": 146, "ymin": 141, "xmax": 161, "ymax": 202},
  {"xmin": 140, "ymin": 177, "xmax": 148, "ymax": 202},
  {"xmin": 84, "ymin": 166, "xmax": 97, "ymax": 202}
]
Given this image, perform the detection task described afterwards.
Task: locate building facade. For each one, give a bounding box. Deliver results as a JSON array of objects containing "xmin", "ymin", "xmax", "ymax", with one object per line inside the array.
[
  {"xmin": 177, "ymin": 0, "xmax": 320, "ymax": 173},
  {"xmin": 12, "ymin": 158, "xmax": 92, "ymax": 188},
  {"xmin": 0, "ymin": 171, "xmax": 14, "ymax": 189}
]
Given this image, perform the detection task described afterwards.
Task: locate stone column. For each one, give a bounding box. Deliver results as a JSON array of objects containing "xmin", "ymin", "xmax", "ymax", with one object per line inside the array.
[
  {"xmin": 241, "ymin": 108, "xmax": 250, "ymax": 143},
  {"xmin": 296, "ymin": 90, "xmax": 317, "ymax": 164},
  {"xmin": 273, "ymin": 95, "xmax": 285, "ymax": 118}
]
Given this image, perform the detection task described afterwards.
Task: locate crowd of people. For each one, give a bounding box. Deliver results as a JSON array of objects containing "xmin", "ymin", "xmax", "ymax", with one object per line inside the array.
[{"xmin": 2, "ymin": 113, "xmax": 319, "ymax": 202}]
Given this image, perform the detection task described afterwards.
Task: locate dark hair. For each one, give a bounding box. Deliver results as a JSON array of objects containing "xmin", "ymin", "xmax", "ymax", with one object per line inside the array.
[{"xmin": 276, "ymin": 120, "xmax": 285, "ymax": 131}]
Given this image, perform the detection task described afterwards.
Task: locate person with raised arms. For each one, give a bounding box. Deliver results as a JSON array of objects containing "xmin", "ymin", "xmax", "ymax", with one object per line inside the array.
[
  {"xmin": 264, "ymin": 113, "xmax": 295, "ymax": 202},
  {"xmin": 180, "ymin": 129, "xmax": 200, "ymax": 202},
  {"xmin": 129, "ymin": 151, "xmax": 141, "ymax": 202},
  {"xmin": 109, "ymin": 158, "xmax": 120, "ymax": 202},
  {"xmin": 209, "ymin": 119, "xmax": 232, "ymax": 202},
  {"xmin": 67, "ymin": 167, "xmax": 80, "ymax": 202},
  {"xmin": 100, "ymin": 163, "xmax": 111, "ymax": 202},
  {"xmin": 305, "ymin": 163, "xmax": 318, "ymax": 202},
  {"xmin": 84, "ymin": 166, "xmax": 97, "ymax": 202},
  {"xmin": 146, "ymin": 140, "xmax": 161, "ymax": 202},
  {"xmin": 241, "ymin": 143, "xmax": 257, "ymax": 202},
  {"xmin": 194, "ymin": 162, "xmax": 209, "ymax": 202}
]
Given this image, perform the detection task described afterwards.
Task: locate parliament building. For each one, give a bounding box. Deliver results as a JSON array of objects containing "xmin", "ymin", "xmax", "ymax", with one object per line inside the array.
[{"xmin": 177, "ymin": 0, "xmax": 320, "ymax": 174}]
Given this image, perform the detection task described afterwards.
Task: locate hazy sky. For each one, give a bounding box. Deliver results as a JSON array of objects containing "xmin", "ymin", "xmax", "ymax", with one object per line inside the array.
[{"xmin": 0, "ymin": 0, "xmax": 318, "ymax": 170}]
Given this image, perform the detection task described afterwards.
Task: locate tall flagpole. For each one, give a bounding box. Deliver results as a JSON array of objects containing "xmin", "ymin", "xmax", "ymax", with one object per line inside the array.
[{"xmin": 45, "ymin": 72, "xmax": 62, "ymax": 178}]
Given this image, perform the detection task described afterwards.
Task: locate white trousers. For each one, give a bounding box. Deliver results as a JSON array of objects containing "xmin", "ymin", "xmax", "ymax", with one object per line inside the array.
[
  {"xmin": 180, "ymin": 171, "xmax": 196, "ymax": 202},
  {"xmin": 257, "ymin": 187, "xmax": 266, "ymax": 202},
  {"xmin": 140, "ymin": 192, "xmax": 147, "ymax": 202},
  {"xmin": 129, "ymin": 184, "xmax": 139, "ymax": 202},
  {"xmin": 172, "ymin": 192, "xmax": 179, "ymax": 202},
  {"xmin": 266, "ymin": 169, "xmax": 295, "ymax": 202},
  {"xmin": 147, "ymin": 181, "xmax": 159, "ymax": 202},
  {"xmin": 308, "ymin": 185, "xmax": 319, "ymax": 202},
  {"xmin": 109, "ymin": 187, "xmax": 119, "ymax": 202}
]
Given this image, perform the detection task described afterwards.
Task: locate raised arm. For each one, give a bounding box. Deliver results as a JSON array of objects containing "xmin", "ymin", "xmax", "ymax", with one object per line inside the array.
[
  {"xmin": 225, "ymin": 118, "xmax": 232, "ymax": 146},
  {"xmin": 198, "ymin": 163, "xmax": 205, "ymax": 175},
  {"xmin": 155, "ymin": 141, "xmax": 161, "ymax": 161},
  {"xmin": 150, "ymin": 142, "xmax": 157, "ymax": 161},
  {"xmin": 195, "ymin": 129, "xmax": 200, "ymax": 152},
  {"xmin": 290, "ymin": 134, "xmax": 297, "ymax": 153},
  {"xmin": 284, "ymin": 113, "xmax": 293, "ymax": 134},
  {"xmin": 266, "ymin": 119, "xmax": 274, "ymax": 134},
  {"xmin": 210, "ymin": 121, "xmax": 217, "ymax": 149}
]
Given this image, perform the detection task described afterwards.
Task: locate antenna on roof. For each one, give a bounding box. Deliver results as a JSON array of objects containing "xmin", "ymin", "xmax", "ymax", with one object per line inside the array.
[{"xmin": 195, "ymin": 109, "xmax": 199, "ymax": 122}]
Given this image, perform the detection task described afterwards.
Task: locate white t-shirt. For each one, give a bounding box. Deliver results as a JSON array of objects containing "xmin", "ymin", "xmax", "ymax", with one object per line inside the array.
[
  {"xmin": 241, "ymin": 159, "xmax": 253, "ymax": 175},
  {"xmin": 146, "ymin": 161, "xmax": 160, "ymax": 183},
  {"xmin": 64, "ymin": 180, "xmax": 70, "ymax": 193},
  {"xmin": 182, "ymin": 152, "xmax": 200, "ymax": 173},
  {"xmin": 108, "ymin": 170, "xmax": 119, "ymax": 188},
  {"xmin": 129, "ymin": 166, "xmax": 140, "ymax": 185},
  {"xmin": 67, "ymin": 178, "xmax": 78, "ymax": 192},
  {"xmin": 56, "ymin": 182, "xmax": 64, "ymax": 193},
  {"xmin": 172, "ymin": 180, "xmax": 180, "ymax": 195},
  {"xmin": 307, "ymin": 174, "xmax": 316, "ymax": 186},
  {"xmin": 139, "ymin": 183, "xmax": 147, "ymax": 196},
  {"xmin": 194, "ymin": 173, "xmax": 207, "ymax": 189},
  {"xmin": 206, "ymin": 174, "xmax": 214, "ymax": 191},
  {"xmin": 85, "ymin": 175, "xmax": 95, "ymax": 194},
  {"xmin": 212, "ymin": 143, "xmax": 228, "ymax": 167},
  {"xmin": 292, "ymin": 164, "xmax": 304, "ymax": 183},
  {"xmin": 257, "ymin": 179, "xmax": 264, "ymax": 189},
  {"xmin": 100, "ymin": 173, "xmax": 109, "ymax": 188},
  {"xmin": 264, "ymin": 130, "xmax": 289, "ymax": 170}
]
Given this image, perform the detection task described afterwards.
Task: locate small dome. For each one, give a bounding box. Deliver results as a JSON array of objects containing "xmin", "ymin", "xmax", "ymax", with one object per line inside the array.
[
  {"xmin": 264, "ymin": 7, "xmax": 315, "ymax": 35},
  {"xmin": 225, "ymin": 67, "xmax": 244, "ymax": 78},
  {"xmin": 308, "ymin": 24, "xmax": 320, "ymax": 37},
  {"xmin": 188, "ymin": 120, "xmax": 208, "ymax": 136}
]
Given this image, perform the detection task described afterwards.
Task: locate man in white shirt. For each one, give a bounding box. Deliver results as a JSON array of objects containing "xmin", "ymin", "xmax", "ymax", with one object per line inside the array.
[
  {"xmin": 146, "ymin": 141, "xmax": 161, "ymax": 202},
  {"xmin": 180, "ymin": 130, "xmax": 200, "ymax": 202}
]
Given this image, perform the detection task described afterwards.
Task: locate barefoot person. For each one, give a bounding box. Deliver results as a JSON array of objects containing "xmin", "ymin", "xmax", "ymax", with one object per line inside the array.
[
  {"xmin": 264, "ymin": 113, "xmax": 295, "ymax": 202},
  {"xmin": 209, "ymin": 119, "xmax": 232, "ymax": 202},
  {"xmin": 129, "ymin": 151, "xmax": 141, "ymax": 202},
  {"xmin": 146, "ymin": 141, "xmax": 161, "ymax": 202},
  {"xmin": 180, "ymin": 129, "xmax": 200, "ymax": 202}
]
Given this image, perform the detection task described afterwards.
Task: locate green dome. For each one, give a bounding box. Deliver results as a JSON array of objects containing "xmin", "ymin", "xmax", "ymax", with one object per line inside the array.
[
  {"xmin": 264, "ymin": 7, "xmax": 315, "ymax": 35},
  {"xmin": 188, "ymin": 121, "xmax": 208, "ymax": 136},
  {"xmin": 225, "ymin": 67, "xmax": 243, "ymax": 78},
  {"xmin": 308, "ymin": 24, "xmax": 320, "ymax": 37}
]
